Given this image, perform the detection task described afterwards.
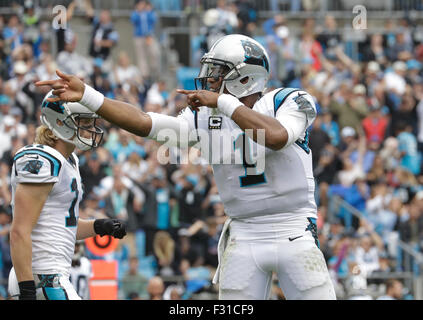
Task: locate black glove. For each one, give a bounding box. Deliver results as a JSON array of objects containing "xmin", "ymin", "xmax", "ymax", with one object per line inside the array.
[
  {"xmin": 94, "ymin": 219, "xmax": 127, "ymax": 239},
  {"xmin": 18, "ymin": 280, "xmax": 36, "ymax": 300}
]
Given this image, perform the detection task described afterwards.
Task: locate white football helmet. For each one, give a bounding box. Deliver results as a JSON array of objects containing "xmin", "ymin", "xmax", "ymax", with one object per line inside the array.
[
  {"xmin": 40, "ymin": 91, "xmax": 104, "ymax": 151},
  {"xmin": 195, "ymin": 34, "xmax": 270, "ymax": 98}
]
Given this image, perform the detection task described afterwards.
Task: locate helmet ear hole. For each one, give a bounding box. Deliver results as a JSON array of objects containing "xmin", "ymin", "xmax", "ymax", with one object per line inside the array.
[
  {"xmin": 56, "ymin": 119, "xmax": 64, "ymax": 126},
  {"xmin": 240, "ymin": 76, "xmax": 249, "ymax": 84}
]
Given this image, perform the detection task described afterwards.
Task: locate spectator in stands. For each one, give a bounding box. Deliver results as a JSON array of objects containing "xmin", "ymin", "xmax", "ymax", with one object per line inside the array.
[
  {"xmin": 120, "ymin": 256, "xmax": 149, "ymax": 300},
  {"xmin": 145, "ymin": 79, "xmax": 167, "ymax": 110},
  {"xmin": 131, "ymin": 0, "xmax": 161, "ymax": 83},
  {"xmin": 362, "ymin": 33, "xmax": 388, "ymax": 65},
  {"xmin": 179, "ymin": 255, "xmax": 212, "ymax": 297},
  {"xmin": 0, "ymin": 116, "xmax": 18, "ymax": 159},
  {"xmin": 112, "ymin": 51, "xmax": 143, "ymax": 91},
  {"xmin": 344, "ymin": 260, "xmax": 373, "ymax": 300},
  {"xmin": 214, "ymin": 0, "xmax": 239, "ymax": 33},
  {"xmin": 235, "ymin": 0, "xmax": 258, "ymax": 37},
  {"xmin": 396, "ymin": 121, "xmax": 420, "ymax": 175},
  {"xmin": 3, "ymin": 14, "xmax": 23, "ymax": 52},
  {"xmin": 108, "ymin": 129, "xmax": 146, "ymax": 163},
  {"xmin": 89, "ymin": 57, "xmax": 110, "ymax": 95},
  {"xmin": 362, "ymin": 99, "xmax": 388, "ymax": 145},
  {"xmin": 174, "ymin": 173, "xmax": 205, "ymax": 228},
  {"xmin": 163, "ymin": 284, "xmax": 184, "ymax": 300},
  {"xmin": 153, "ymin": 230, "xmax": 176, "ymax": 276},
  {"xmin": 121, "ymin": 150, "xmax": 148, "ymax": 183},
  {"xmin": 376, "ymin": 279, "xmax": 404, "ymax": 300},
  {"xmin": 79, "ymin": 151, "xmax": 108, "ymax": 200},
  {"xmin": 199, "ymin": 216, "xmax": 220, "ymax": 269},
  {"xmin": 84, "ymin": 1, "xmax": 119, "ymax": 66},
  {"xmin": 0, "ymin": 94, "xmax": 11, "ymax": 123},
  {"xmin": 314, "ymin": 144, "xmax": 341, "ymax": 206},
  {"xmin": 373, "ymin": 251, "xmax": 395, "ymax": 277},
  {"xmin": 366, "ymin": 185, "xmax": 397, "ymax": 239},
  {"xmin": 309, "ymin": 114, "xmax": 331, "ymax": 169},
  {"xmin": 329, "ymin": 83, "xmax": 369, "ymax": 131},
  {"xmin": 320, "ymin": 107, "xmax": 340, "ymax": 147},
  {"xmin": 34, "ymin": 53, "xmax": 58, "ymax": 83},
  {"xmin": 6, "ymin": 59, "xmax": 36, "ymax": 122},
  {"xmin": 390, "ymin": 90, "xmax": 418, "ymax": 136},
  {"xmin": 336, "ymin": 134, "xmax": 366, "ymax": 188},
  {"xmin": 379, "ymin": 136, "xmax": 401, "ymax": 171},
  {"xmin": 147, "ymin": 276, "xmax": 165, "ymax": 300},
  {"xmin": 56, "ymin": 30, "xmax": 92, "ymax": 79},
  {"xmin": 103, "ymin": 174, "xmax": 144, "ymax": 257},
  {"xmin": 383, "ymin": 61, "xmax": 407, "ymax": 104},
  {"xmin": 387, "ymin": 31, "xmax": 414, "ymax": 62},
  {"xmin": 299, "ymin": 29, "xmax": 323, "ymax": 72},
  {"xmin": 398, "ymin": 201, "xmax": 423, "ymax": 245},
  {"xmin": 363, "ymin": 62, "xmax": 383, "ymax": 98},
  {"xmin": 366, "ymin": 154, "xmax": 386, "ymax": 185},
  {"xmin": 316, "ymin": 15, "xmax": 342, "ymax": 61},
  {"xmin": 354, "ymin": 220, "xmax": 385, "ymax": 276},
  {"xmin": 406, "ymin": 59, "xmax": 422, "ymax": 85},
  {"xmin": 328, "ymin": 236, "xmax": 351, "ymax": 279}
]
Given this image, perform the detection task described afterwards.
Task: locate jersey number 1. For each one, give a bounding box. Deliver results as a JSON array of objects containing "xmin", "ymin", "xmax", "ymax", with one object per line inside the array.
[
  {"xmin": 66, "ymin": 178, "xmax": 79, "ymax": 227},
  {"xmin": 234, "ymin": 133, "xmax": 267, "ymax": 187}
]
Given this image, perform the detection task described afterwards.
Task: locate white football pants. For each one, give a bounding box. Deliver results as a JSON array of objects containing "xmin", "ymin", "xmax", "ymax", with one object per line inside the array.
[{"xmin": 215, "ymin": 217, "xmax": 336, "ymax": 300}]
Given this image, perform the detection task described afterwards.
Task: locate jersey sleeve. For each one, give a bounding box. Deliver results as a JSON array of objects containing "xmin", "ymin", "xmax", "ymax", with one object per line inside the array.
[
  {"xmin": 273, "ymin": 89, "xmax": 317, "ymax": 148},
  {"xmin": 147, "ymin": 107, "xmax": 199, "ymax": 147},
  {"xmin": 13, "ymin": 149, "xmax": 62, "ymax": 184}
]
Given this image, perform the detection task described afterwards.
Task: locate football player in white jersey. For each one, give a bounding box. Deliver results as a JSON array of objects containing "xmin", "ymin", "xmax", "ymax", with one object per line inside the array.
[
  {"xmin": 69, "ymin": 241, "xmax": 93, "ymax": 300},
  {"xmin": 8, "ymin": 92, "xmax": 127, "ymax": 300},
  {"xmin": 35, "ymin": 34, "xmax": 336, "ymax": 300}
]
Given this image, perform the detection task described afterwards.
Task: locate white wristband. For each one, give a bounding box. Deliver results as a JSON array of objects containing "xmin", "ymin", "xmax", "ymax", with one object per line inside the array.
[
  {"xmin": 217, "ymin": 94, "xmax": 243, "ymax": 118},
  {"xmin": 79, "ymin": 84, "xmax": 104, "ymax": 112}
]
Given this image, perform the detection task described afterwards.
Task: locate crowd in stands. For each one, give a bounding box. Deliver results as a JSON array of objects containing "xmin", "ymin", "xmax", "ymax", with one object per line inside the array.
[{"xmin": 0, "ymin": 0, "xmax": 423, "ymax": 300}]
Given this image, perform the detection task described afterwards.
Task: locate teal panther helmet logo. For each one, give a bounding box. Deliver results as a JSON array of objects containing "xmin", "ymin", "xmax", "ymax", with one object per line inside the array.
[{"xmin": 241, "ymin": 39, "xmax": 269, "ymax": 72}]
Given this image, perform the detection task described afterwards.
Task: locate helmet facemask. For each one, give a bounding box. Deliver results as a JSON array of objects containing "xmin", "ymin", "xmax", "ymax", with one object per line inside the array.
[
  {"xmin": 62, "ymin": 113, "xmax": 104, "ymax": 151},
  {"xmin": 195, "ymin": 56, "xmax": 240, "ymax": 94}
]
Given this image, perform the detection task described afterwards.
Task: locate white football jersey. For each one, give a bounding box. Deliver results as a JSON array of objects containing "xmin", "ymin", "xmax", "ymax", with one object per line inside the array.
[
  {"xmin": 11, "ymin": 144, "xmax": 83, "ymax": 276},
  {"xmin": 178, "ymin": 88, "xmax": 317, "ymax": 220},
  {"xmin": 69, "ymin": 257, "xmax": 92, "ymax": 300}
]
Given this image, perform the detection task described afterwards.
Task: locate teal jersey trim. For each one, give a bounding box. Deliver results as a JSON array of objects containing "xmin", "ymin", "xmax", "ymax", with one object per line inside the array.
[
  {"xmin": 306, "ymin": 217, "xmax": 320, "ymax": 248},
  {"xmin": 295, "ymin": 130, "xmax": 311, "ymax": 154},
  {"xmin": 14, "ymin": 149, "xmax": 62, "ymax": 177},
  {"xmin": 273, "ymin": 87, "xmax": 300, "ymax": 115}
]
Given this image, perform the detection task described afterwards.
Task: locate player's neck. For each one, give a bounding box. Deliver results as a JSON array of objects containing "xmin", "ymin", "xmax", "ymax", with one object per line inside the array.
[
  {"xmin": 55, "ymin": 140, "xmax": 76, "ymax": 159},
  {"xmin": 240, "ymin": 93, "xmax": 261, "ymax": 109}
]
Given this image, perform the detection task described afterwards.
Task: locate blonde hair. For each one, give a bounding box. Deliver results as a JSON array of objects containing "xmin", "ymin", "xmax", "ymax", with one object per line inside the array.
[{"xmin": 34, "ymin": 125, "xmax": 58, "ymax": 147}]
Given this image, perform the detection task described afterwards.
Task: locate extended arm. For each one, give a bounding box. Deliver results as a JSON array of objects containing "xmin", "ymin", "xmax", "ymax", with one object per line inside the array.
[
  {"xmin": 98, "ymin": 97, "xmax": 153, "ymax": 137},
  {"xmin": 35, "ymin": 71, "xmax": 197, "ymax": 147}
]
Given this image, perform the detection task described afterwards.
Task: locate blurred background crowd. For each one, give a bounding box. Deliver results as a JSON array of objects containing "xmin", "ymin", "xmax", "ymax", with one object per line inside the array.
[{"xmin": 1, "ymin": 0, "xmax": 423, "ymax": 300}]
